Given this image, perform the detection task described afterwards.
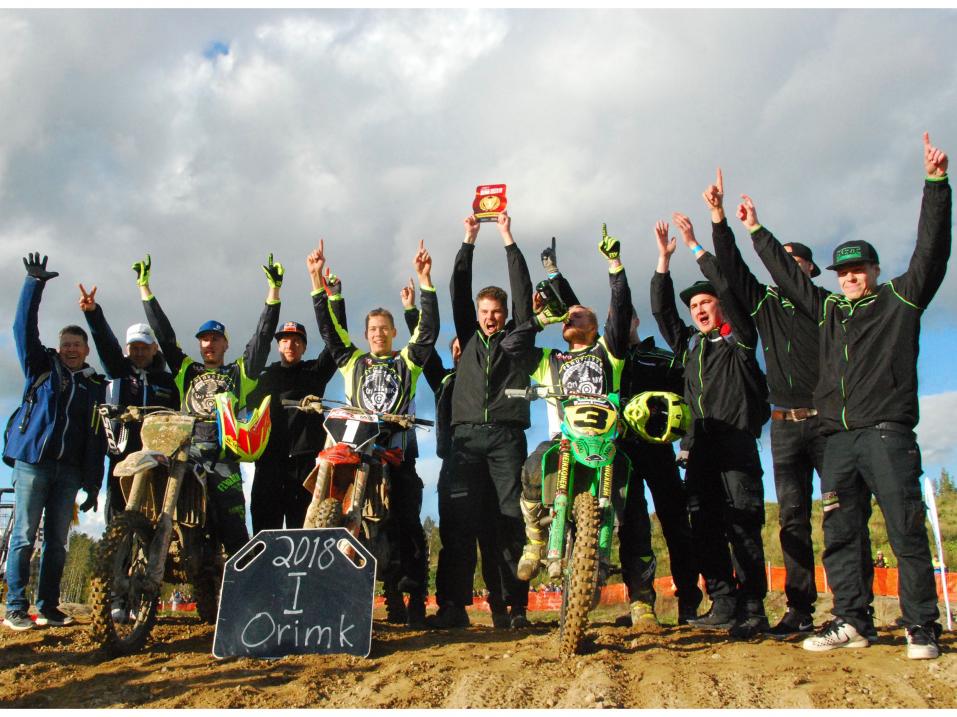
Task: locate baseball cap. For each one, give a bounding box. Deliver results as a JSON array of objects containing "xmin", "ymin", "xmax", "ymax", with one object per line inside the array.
[
  {"xmin": 195, "ymin": 320, "xmax": 227, "ymax": 339},
  {"xmin": 679, "ymin": 280, "xmax": 718, "ymax": 307},
  {"xmin": 826, "ymin": 240, "xmax": 880, "ymax": 271},
  {"xmin": 275, "ymin": 321, "xmax": 308, "ymax": 343},
  {"xmin": 126, "ymin": 323, "xmax": 156, "ymax": 345},
  {"xmin": 783, "ymin": 242, "xmax": 821, "ymax": 278}
]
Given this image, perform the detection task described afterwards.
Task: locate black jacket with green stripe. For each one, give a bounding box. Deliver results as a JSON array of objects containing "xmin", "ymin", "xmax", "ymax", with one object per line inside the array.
[
  {"xmin": 651, "ymin": 252, "xmax": 770, "ymax": 438},
  {"xmin": 751, "ymin": 177, "xmax": 952, "ymax": 434},
  {"xmin": 711, "ymin": 219, "xmax": 819, "ymax": 409}
]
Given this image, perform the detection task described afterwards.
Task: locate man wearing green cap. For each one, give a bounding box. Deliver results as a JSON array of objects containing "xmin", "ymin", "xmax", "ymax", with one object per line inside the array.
[
  {"xmin": 742, "ymin": 132, "xmax": 950, "ymax": 659},
  {"xmin": 651, "ymin": 212, "xmax": 771, "ymax": 639},
  {"xmin": 134, "ymin": 254, "xmax": 282, "ymax": 555}
]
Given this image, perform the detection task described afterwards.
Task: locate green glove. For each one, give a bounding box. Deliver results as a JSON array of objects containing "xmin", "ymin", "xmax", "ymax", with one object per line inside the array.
[
  {"xmin": 262, "ymin": 253, "xmax": 284, "ymax": 288},
  {"xmin": 598, "ymin": 223, "xmax": 620, "ymax": 260},
  {"xmin": 131, "ymin": 254, "xmax": 151, "ymax": 286},
  {"xmin": 535, "ymin": 305, "xmax": 569, "ymax": 329}
]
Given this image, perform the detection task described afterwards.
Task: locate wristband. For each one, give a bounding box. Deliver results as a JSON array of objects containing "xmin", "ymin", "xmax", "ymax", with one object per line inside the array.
[{"xmin": 691, "ymin": 245, "xmax": 704, "ymax": 257}]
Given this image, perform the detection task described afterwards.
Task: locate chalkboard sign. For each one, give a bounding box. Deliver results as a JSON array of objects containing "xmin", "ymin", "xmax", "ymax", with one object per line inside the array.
[{"xmin": 212, "ymin": 528, "xmax": 376, "ymax": 659}]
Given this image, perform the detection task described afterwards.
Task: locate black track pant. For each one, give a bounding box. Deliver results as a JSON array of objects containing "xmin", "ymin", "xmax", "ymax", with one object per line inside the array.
[
  {"xmin": 618, "ymin": 438, "xmax": 701, "ymax": 611},
  {"xmin": 685, "ymin": 427, "xmax": 767, "ymax": 611},
  {"xmin": 436, "ymin": 424, "xmax": 528, "ymax": 609},
  {"xmin": 189, "ymin": 441, "xmax": 249, "ymax": 557},
  {"xmin": 251, "ymin": 454, "xmax": 314, "ymax": 533},
  {"xmin": 822, "ymin": 426, "xmax": 939, "ymax": 634},
  {"xmin": 387, "ymin": 459, "xmax": 428, "ymax": 592}
]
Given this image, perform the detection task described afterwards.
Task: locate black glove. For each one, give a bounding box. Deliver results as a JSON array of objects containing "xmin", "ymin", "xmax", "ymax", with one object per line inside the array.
[
  {"xmin": 79, "ymin": 490, "xmax": 98, "ymax": 513},
  {"xmin": 23, "ymin": 253, "xmax": 59, "ymax": 282},
  {"xmin": 541, "ymin": 237, "xmax": 558, "ymax": 276}
]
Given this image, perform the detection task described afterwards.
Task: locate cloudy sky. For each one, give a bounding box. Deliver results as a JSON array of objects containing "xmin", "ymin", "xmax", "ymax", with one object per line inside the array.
[{"xmin": 0, "ymin": 9, "xmax": 954, "ymax": 538}]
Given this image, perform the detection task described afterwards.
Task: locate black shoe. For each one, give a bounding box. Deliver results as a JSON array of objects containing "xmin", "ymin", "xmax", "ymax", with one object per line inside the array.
[
  {"xmin": 687, "ymin": 600, "xmax": 736, "ymax": 630},
  {"xmin": 729, "ymin": 614, "xmax": 770, "ymax": 639},
  {"xmin": 491, "ymin": 610, "xmax": 510, "ymax": 629},
  {"xmin": 677, "ymin": 603, "xmax": 700, "ymax": 626},
  {"xmin": 384, "ymin": 590, "xmax": 407, "ymax": 624},
  {"xmin": 35, "ymin": 607, "xmax": 75, "ymax": 627},
  {"xmin": 906, "ymin": 623, "xmax": 942, "ymax": 660},
  {"xmin": 509, "ymin": 607, "xmax": 530, "ymax": 629},
  {"xmin": 767, "ymin": 608, "xmax": 814, "ymax": 639},
  {"xmin": 406, "ymin": 594, "xmax": 426, "ymax": 629},
  {"xmin": 425, "ymin": 605, "xmax": 470, "ymax": 629}
]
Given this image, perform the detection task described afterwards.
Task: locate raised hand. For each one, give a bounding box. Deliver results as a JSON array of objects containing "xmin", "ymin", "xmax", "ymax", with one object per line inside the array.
[
  {"xmin": 598, "ymin": 223, "xmax": 621, "ymax": 260},
  {"xmin": 496, "ymin": 211, "xmax": 512, "ymax": 236},
  {"xmin": 413, "ymin": 239, "xmax": 432, "ymax": 278},
  {"xmin": 655, "ymin": 220, "xmax": 677, "ymax": 258},
  {"xmin": 541, "ymin": 236, "xmax": 558, "ymax": 275},
  {"xmin": 306, "ymin": 240, "xmax": 326, "ymax": 278},
  {"xmin": 736, "ymin": 194, "xmax": 760, "ymax": 231},
  {"xmin": 23, "ymin": 252, "xmax": 59, "ymax": 282},
  {"xmin": 78, "ymin": 283, "xmax": 97, "ymax": 312},
  {"xmin": 131, "ymin": 254, "xmax": 151, "ymax": 286},
  {"xmin": 463, "ymin": 214, "xmax": 480, "ymax": 244},
  {"xmin": 262, "ymin": 253, "xmax": 285, "ymax": 288},
  {"xmin": 924, "ymin": 131, "xmax": 948, "ymax": 177},
  {"xmin": 703, "ymin": 168, "xmax": 725, "ymax": 219},
  {"xmin": 323, "ymin": 266, "xmax": 341, "ymax": 296},
  {"xmin": 400, "ymin": 277, "xmax": 415, "ymax": 309},
  {"xmin": 671, "ymin": 213, "xmax": 699, "ymax": 249}
]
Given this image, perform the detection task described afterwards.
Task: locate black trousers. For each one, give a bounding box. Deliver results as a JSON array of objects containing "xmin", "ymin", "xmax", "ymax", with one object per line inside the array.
[
  {"xmin": 436, "ymin": 424, "xmax": 528, "ymax": 609},
  {"xmin": 822, "ymin": 427, "xmax": 939, "ymax": 633},
  {"xmin": 685, "ymin": 426, "xmax": 767, "ymax": 609},
  {"xmin": 435, "ymin": 459, "xmax": 520, "ymax": 610},
  {"xmin": 189, "ymin": 441, "xmax": 249, "ymax": 556},
  {"xmin": 388, "ymin": 459, "xmax": 428, "ymax": 592},
  {"xmin": 618, "ymin": 438, "xmax": 702, "ymax": 610},
  {"xmin": 251, "ymin": 454, "xmax": 314, "ymax": 533}
]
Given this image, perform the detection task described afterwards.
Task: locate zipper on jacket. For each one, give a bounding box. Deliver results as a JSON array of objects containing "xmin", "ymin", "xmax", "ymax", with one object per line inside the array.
[
  {"xmin": 696, "ymin": 335, "xmax": 706, "ymax": 416},
  {"xmin": 57, "ymin": 374, "xmax": 77, "ymax": 460}
]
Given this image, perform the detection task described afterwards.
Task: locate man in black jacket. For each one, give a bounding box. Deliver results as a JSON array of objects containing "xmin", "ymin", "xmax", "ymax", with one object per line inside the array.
[
  {"xmin": 77, "ymin": 285, "xmax": 179, "ymax": 524},
  {"xmin": 429, "ymin": 211, "xmax": 539, "ymax": 629},
  {"xmin": 743, "ymin": 133, "xmax": 951, "ymax": 659},
  {"xmin": 651, "ymin": 214, "xmax": 771, "ymax": 639}
]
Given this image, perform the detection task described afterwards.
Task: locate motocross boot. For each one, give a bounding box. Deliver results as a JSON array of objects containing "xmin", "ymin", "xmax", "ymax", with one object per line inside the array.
[
  {"xmin": 384, "ymin": 586, "xmax": 408, "ymax": 624},
  {"xmin": 517, "ymin": 498, "xmax": 548, "ymax": 582},
  {"xmin": 687, "ymin": 597, "xmax": 737, "ymax": 630},
  {"xmin": 629, "ymin": 599, "xmax": 661, "ymax": 632},
  {"xmin": 406, "ymin": 591, "xmax": 427, "ymax": 629}
]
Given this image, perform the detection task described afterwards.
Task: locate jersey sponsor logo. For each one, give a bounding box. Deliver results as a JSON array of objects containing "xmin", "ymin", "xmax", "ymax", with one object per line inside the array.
[
  {"xmin": 358, "ymin": 361, "xmax": 402, "ymax": 413},
  {"xmin": 557, "ymin": 354, "xmax": 605, "ymax": 395},
  {"xmin": 186, "ymin": 371, "xmax": 235, "ymax": 417}
]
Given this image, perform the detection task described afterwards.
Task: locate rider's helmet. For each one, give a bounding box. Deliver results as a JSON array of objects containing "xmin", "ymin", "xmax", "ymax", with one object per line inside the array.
[
  {"xmin": 623, "ymin": 391, "xmax": 691, "ymax": 444},
  {"xmin": 215, "ymin": 393, "xmax": 272, "ymax": 462}
]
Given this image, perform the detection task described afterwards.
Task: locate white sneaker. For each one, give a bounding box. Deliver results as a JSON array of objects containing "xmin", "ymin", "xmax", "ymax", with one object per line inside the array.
[
  {"xmin": 111, "ymin": 607, "xmax": 131, "ymax": 624},
  {"xmin": 906, "ymin": 624, "xmax": 941, "ymax": 660},
  {"xmin": 802, "ymin": 619, "xmax": 869, "ymax": 652}
]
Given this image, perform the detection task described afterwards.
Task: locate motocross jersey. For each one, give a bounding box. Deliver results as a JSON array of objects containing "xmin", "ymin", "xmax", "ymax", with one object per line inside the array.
[
  {"xmin": 313, "ymin": 286, "xmax": 439, "ymax": 448},
  {"xmin": 143, "ymin": 295, "xmax": 280, "ymax": 423}
]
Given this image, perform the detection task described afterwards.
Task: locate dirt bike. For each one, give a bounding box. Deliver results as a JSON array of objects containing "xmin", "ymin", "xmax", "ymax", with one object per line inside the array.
[
  {"xmin": 88, "ymin": 405, "xmax": 224, "ymax": 655},
  {"xmin": 287, "ymin": 396, "xmax": 432, "ymax": 585},
  {"xmin": 506, "ymin": 385, "xmax": 631, "ymax": 658}
]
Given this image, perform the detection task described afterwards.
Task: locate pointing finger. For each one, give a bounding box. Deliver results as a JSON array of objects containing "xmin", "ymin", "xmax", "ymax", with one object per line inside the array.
[{"xmin": 716, "ymin": 167, "xmax": 724, "ymax": 193}]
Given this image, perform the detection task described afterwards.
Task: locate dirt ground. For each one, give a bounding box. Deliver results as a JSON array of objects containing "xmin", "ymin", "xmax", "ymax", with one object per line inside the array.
[{"xmin": 2, "ymin": 595, "xmax": 956, "ymax": 709}]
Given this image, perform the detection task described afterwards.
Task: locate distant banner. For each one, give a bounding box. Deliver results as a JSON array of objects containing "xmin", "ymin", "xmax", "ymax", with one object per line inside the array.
[{"xmin": 473, "ymin": 184, "xmax": 507, "ymax": 222}]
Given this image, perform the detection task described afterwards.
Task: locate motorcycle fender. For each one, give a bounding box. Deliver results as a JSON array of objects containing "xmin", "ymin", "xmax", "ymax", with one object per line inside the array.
[
  {"xmin": 302, "ymin": 463, "xmax": 320, "ymax": 494},
  {"xmin": 113, "ymin": 451, "xmax": 167, "ymax": 477}
]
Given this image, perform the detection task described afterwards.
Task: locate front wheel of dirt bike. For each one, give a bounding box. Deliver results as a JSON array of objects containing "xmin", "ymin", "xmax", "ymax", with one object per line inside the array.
[
  {"xmin": 89, "ymin": 511, "xmax": 159, "ymax": 655},
  {"xmin": 558, "ymin": 491, "xmax": 600, "ymax": 659},
  {"xmin": 315, "ymin": 498, "xmax": 344, "ymax": 528}
]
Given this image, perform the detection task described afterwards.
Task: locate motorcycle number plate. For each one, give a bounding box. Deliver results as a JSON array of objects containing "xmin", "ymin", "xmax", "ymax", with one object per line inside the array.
[
  {"xmin": 212, "ymin": 528, "xmax": 376, "ymax": 659},
  {"xmin": 564, "ymin": 401, "xmax": 616, "ymax": 435},
  {"xmin": 324, "ymin": 412, "xmax": 379, "ymax": 449}
]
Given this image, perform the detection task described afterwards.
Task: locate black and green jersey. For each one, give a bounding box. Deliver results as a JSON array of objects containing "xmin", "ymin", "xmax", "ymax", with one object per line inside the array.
[
  {"xmin": 143, "ymin": 296, "xmax": 280, "ymax": 419},
  {"xmin": 752, "ymin": 178, "xmax": 952, "ymax": 433},
  {"xmin": 313, "ymin": 286, "xmax": 439, "ymax": 416}
]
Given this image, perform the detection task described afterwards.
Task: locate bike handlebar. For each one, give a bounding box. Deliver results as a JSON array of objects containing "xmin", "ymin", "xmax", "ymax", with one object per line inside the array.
[{"xmin": 282, "ymin": 397, "xmax": 433, "ymax": 427}]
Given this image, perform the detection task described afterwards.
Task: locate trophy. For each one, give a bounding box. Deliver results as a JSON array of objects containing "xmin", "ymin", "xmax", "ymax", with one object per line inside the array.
[{"xmin": 472, "ymin": 184, "xmax": 508, "ymax": 222}]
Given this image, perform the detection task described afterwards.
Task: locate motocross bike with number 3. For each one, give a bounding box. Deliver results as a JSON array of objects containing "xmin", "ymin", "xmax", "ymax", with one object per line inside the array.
[
  {"xmin": 88, "ymin": 405, "xmax": 225, "ymax": 655},
  {"xmin": 287, "ymin": 396, "xmax": 432, "ymax": 586},
  {"xmin": 507, "ymin": 385, "xmax": 631, "ymax": 658}
]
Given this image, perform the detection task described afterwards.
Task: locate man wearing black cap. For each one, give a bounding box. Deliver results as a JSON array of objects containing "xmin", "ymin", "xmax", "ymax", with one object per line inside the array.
[
  {"xmin": 741, "ymin": 133, "xmax": 951, "ymax": 659},
  {"xmin": 698, "ymin": 168, "xmax": 873, "ymax": 639},
  {"xmin": 133, "ymin": 254, "xmax": 282, "ymax": 556},
  {"xmin": 651, "ymin": 213, "xmax": 771, "ymax": 639}
]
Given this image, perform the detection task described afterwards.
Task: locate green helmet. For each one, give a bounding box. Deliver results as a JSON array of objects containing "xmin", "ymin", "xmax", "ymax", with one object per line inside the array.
[{"xmin": 623, "ymin": 391, "xmax": 691, "ymax": 444}]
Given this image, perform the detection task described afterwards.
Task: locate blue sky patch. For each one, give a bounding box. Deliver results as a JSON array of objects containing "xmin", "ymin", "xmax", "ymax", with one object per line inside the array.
[{"xmin": 203, "ymin": 41, "xmax": 229, "ymax": 60}]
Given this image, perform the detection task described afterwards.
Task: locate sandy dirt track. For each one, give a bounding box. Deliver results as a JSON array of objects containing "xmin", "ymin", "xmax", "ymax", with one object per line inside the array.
[{"xmin": 2, "ymin": 598, "xmax": 956, "ymax": 709}]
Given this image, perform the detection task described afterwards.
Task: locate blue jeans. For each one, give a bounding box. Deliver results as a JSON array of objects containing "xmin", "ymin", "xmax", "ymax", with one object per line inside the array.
[{"xmin": 5, "ymin": 459, "xmax": 81, "ymax": 612}]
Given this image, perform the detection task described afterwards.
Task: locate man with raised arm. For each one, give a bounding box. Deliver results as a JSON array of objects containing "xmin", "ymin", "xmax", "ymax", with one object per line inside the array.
[
  {"xmin": 3, "ymin": 254, "xmax": 106, "ymax": 631},
  {"xmin": 430, "ymin": 211, "xmax": 539, "ymax": 630},
  {"xmin": 309, "ymin": 239, "xmax": 438, "ymax": 628},
  {"xmin": 741, "ymin": 133, "xmax": 951, "ymax": 659},
  {"xmin": 539, "ymin": 236, "xmax": 701, "ymax": 628},
  {"xmin": 77, "ymin": 284, "xmax": 179, "ymax": 524},
  {"xmin": 651, "ymin": 214, "xmax": 771, "ymax": 639},
  {"xmin": 133, "ymin": 254, "xmax": 282, "ymax": 555}
]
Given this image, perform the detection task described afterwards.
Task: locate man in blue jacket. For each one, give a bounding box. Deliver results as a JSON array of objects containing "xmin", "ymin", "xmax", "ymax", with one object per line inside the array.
[{"xmin": 3, "ymin": 253, "xmax": 107, "ymax": 631}]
